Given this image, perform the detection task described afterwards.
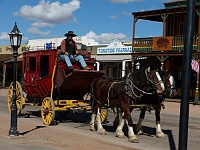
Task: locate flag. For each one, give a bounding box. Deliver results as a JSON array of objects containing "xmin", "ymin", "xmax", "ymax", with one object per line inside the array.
[{"xmin": 191, "ymin": 59, "xmax": 199, "ymax": 73}]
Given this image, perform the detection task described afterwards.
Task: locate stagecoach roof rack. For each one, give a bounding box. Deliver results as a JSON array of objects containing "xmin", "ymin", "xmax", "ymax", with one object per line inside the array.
[{"xmin": 27, "ymin": 43, "xmax": 57, "ymax": 51}]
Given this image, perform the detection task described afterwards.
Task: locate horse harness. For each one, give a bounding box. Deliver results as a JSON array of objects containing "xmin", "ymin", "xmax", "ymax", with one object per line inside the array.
[
  {"xmin": 125, "ymin": 68, "xmax": 165, "ymax": 102},
  {"xmin": 90, "ymin": 81, "xmax": 127, "ymax": 108}
]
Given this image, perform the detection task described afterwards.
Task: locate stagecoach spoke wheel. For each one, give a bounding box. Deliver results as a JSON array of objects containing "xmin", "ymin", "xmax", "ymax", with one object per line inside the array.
[
  {"xmin": 100, "ymin": 109, "xmax": 107, "ymax": 123},
  {"xmin": 7, "ymin": 81, "xmax": 23, "ymax": 115},
  {"xmin": 41, "ymin": 97, "xmax": 55, "ymax": 125}
]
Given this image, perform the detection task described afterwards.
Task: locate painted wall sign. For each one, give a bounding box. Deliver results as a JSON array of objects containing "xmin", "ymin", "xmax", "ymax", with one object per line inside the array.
[
  {"xmin": 153, "ymin": 36, "xmax": 173, "ymax": 51},
  {"xmin": 97, "ymin": 39, "xmax": 132, "ymax": 54}
]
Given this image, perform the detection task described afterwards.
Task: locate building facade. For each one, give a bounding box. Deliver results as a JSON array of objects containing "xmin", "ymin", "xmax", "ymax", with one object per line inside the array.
[{"xmin": 131, "ymin": 0, "xmax": 200, "ymax": 101}]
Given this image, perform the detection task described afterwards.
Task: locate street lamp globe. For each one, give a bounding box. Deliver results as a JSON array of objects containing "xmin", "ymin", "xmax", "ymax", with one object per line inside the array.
[{"xmin": 8, "ymin": 22, "xmax": 22, "ymax": 48}]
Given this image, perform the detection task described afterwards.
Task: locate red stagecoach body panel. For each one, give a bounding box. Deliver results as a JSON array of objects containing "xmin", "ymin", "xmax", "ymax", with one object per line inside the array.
[{"xmin": 22, "ymin": 49, "xmax": 104, "ymax": 99}]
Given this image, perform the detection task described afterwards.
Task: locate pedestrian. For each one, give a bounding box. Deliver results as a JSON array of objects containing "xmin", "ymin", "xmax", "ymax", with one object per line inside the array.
[{"xmin": 60, "ymin": 31, "xmax": 91, "ymax": 71}]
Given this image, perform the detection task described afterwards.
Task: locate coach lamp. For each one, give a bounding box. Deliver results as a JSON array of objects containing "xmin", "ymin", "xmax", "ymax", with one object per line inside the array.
[
  {"xmin": 135, "ymin": 61, "xmax": 141, "ymax": 70},
  {"xmin": 8, "ymin": 22, "xmax": 23, "ymax": 136}
]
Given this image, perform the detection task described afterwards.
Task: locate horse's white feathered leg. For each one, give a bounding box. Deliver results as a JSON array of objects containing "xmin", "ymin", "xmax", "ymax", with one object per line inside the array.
[
  {"xmin": 136, "ymin": 118, "xmax": 144, "ymax": 135},
  {"xmin": 125, "ymin": 120, "xmax": 139, "ymax": 143},
  {"xmin": 89, "ymin": 112, "xmax": 96, "ymax": 131},
  {"xmin": 156, "ymin": 123, "xmax": 165, "ymax": 138},
  {"xmin": 115, "ymin": 112, "xmax": 125, "ymax": 138},
  {"xmin": 96, "ymin": 108, "xmax": 106, "ymax": 135}
]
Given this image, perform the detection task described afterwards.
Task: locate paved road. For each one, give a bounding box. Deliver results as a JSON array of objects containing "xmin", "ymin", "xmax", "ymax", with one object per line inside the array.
[{"xmin": 1, "ymin": 88, "xmax": 200, "ymax": 150}]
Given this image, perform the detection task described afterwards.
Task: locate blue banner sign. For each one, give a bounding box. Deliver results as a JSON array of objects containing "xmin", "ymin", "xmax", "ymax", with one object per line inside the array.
[{"xmin": 46, "ymin": 42, "xmax": 52, "ymax": 50}]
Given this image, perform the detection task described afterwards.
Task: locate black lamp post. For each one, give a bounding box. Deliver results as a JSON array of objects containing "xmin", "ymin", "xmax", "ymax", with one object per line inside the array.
[{"xmin": 8, "ymin": 22, "xmax": 22, "ymax": 136}]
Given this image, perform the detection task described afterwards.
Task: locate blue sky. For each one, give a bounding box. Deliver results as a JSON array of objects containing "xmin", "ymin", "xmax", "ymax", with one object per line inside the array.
[{"xmin": 0, "ymin": 0, "xmax": 179, "ymax": 45}]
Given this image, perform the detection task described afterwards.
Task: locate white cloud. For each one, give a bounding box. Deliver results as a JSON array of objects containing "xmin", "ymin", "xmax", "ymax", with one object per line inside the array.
[
  {"xmin": 109, "ymin": 15, "xmax": 118, "ymax": 20},
  {"xmin": 122, "ymin": 11, "xmax": 131, "ymax": 17},
  {"xmin": 14, "ymin": 0, "xmax": 80, "ymax": 24},
  {"xmin": 84, "ymin": 31, "xmax": 127, "ymax": 44},
  {"xmin": 111, "ymin": 0, "xmax": 143, "ymax": 4},
  {"xmin": 0, "ymin": 32, "xmax": 28, "ymax": 43},
  {"xmin": 32, "ymin": 22, "xmax": 54, "ymax": 28},
  {"xmin": 28, "ymin": 27, "xmax": 50, "ymax": 36},
  {"xmin": 0, "ymin": 32, "xmax": 9, "ymax": 40}
]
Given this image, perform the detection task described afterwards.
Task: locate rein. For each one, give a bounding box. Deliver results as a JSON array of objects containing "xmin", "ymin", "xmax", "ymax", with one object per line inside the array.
[{"xmin": 126, "ymin": 77, "xmax": 154, "ymax": 95}]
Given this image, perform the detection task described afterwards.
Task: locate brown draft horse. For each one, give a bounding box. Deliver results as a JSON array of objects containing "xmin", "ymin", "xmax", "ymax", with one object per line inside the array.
[
  {"xmin": 89, "ymin": 67, "xmax": 165, "ymax": 143},
  {"xmin": 135, "ymin": 69, "xmax": 177, "ymax": 138}
]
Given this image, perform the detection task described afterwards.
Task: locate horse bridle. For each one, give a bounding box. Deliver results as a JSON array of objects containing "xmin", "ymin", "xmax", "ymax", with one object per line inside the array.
[
  {"xmin": 164, "ymin": 75, "xmax": 176, "ymax": 94},
  {"xmin": 145, "ymin": 69, "xmax": 165, "ymax": 93}
]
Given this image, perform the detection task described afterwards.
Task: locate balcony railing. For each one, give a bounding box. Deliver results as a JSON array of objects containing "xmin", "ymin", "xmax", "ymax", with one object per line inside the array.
[{"xmin": 133, "ymin": 35, "xmax": 199, "ymax": 52}]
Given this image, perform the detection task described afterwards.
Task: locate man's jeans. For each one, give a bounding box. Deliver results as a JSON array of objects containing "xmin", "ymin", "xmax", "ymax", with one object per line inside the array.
[{"xmin": 60, "ymin": 54, "xmax": 87, "ymax": 68}]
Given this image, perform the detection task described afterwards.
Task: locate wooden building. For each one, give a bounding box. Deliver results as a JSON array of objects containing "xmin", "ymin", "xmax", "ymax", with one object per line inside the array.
[{"xmin": 131, "ymin": 0, "xmax": 200, "ymax": 103}]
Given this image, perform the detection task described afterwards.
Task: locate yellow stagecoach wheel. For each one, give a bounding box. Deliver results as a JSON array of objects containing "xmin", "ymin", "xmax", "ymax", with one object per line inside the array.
[
  {"xmin": 100, "ymin": 108, "xmax": 107, "ymax": 123},
  {"xmin": 41, "ymin": 97, "xmax": 55, "ymax": 125},
  {"xmin": 7, "ymin": 81, "xmax": 23, "ymax": 115}
]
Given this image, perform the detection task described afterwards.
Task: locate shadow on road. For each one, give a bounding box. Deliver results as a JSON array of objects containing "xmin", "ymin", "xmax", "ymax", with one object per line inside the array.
[
  {"xmin": 19, "ymin": 126, "xmax": 46, "ymax": 135},
  {"xmin": 137, "ymin": 126, "xmax": 176, "ymax": 150},
  {"xmin": 25, "ymin": 110, "xmax": 92, "ymax": 124}
]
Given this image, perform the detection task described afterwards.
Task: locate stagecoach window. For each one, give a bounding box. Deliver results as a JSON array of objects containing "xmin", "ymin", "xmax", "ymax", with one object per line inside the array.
[
  {"xmin": 29, "ymin": 57, "xmax": 36, "ymax": 71},
  {"xmin": 40, "ymin": 56, "xmax": 49, "ymax": 77}
]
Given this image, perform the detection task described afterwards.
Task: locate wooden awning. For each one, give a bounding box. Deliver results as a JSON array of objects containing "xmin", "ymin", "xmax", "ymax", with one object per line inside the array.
[
  {"xmin": 0, "ymin": 54, "xmax": 14, "ymax": 62},
  {"xmin": 132, "ymin": 5, "xmax": 200, "ymax": 22},
  {"xmin": 4, "ymin": 55, "xmax": 23, "ymax": 63}
]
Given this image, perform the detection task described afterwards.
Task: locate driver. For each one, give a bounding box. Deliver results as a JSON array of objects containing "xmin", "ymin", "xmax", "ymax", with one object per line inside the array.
[{"xmin": 60, "ymin": 31, "xmax": 91, "ymax": 71}]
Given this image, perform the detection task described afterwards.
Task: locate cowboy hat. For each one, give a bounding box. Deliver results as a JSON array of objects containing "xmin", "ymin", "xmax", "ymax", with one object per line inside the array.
[{"xmin": 64, "ymin": 31, "xmax": 77, "ymax": 37}]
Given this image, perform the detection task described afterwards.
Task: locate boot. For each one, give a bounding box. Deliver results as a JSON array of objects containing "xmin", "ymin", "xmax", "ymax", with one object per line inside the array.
[
  {"xmin": 68, "ymin": 66, "xmax": 74, "ymax": 71},
  {"xmin": 83, "ymin": 66, "xmax": 92, "ymax": 70}
]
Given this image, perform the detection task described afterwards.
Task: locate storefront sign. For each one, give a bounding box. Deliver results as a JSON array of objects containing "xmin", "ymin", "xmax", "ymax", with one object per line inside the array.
[
  {"xmin": 97, "ymin": 39, "xmax": 132, "ymax": 54},
  {"xmin": 153, "ymin": 36, "xmax": 173, "ymax": 51}
]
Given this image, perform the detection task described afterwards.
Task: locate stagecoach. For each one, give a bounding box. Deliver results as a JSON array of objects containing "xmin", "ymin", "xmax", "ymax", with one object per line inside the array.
[{"xmin": 7, "ymin": 45, "xmax": 107, "ymax": 125}]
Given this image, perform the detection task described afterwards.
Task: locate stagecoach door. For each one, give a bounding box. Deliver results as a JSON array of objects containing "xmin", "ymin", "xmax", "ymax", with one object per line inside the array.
[{"xmin": 25, "ymin": 57, "xmax": 37, "ymax": 85}]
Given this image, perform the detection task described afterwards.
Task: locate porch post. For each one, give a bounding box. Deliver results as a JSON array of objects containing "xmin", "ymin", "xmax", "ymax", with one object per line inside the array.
[
  {"xmin": 194, "ymin": 58, "xmax": 200, "ymax": 104},
  {"xmin": 132, "ymin": 17, "xmax": 138, "ymax": 71},
  {"xmin": 161, "ymin": 14, "xmax": 168, "ymax": 36},
  {"xmin": 195, "ymin": 10, "xmax": 200, "ymax": 51},
  {"xmin": 160, "ymin": 56, "xmax": 164, "ymax": 71},
  {"xmin": 156, "ymin": 56, "xmax": 169, "ymax": 70},
  {"xmin": 2, "ymin": 63, "xmax": 6, "ymax": 87}
]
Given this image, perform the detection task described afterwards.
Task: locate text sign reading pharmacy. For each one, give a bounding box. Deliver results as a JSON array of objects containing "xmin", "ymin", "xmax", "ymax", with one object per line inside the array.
[{"xmin": 97, "ymin": 39, "xmax": 132, "ymax": 54}]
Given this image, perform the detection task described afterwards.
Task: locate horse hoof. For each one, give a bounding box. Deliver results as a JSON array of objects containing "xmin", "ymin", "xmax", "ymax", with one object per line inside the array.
[
  {"xmin": 89, "ymin": 124, "xmax": 96, "ymax": 131},
  {"xmin": 156, "ymin": 131, "xmax": 165, "ymax": 139},
  {"xmin": 90, "ymin": 127, "xmax": 95, "ymax": 131},
  {"xmin": 137, "ymin": 130, "xmax": 143, "ymax": 135},
  {"xmin": 115, "ymin": 130, "xmax": 125, "ymax": 138},
  {"xmin": 129, "ymin": 136, "xmax": 139, "ymax": 143},
  {"xmin": 98, "ymin": 128, "xmax": 106, "ymax": 135}
]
